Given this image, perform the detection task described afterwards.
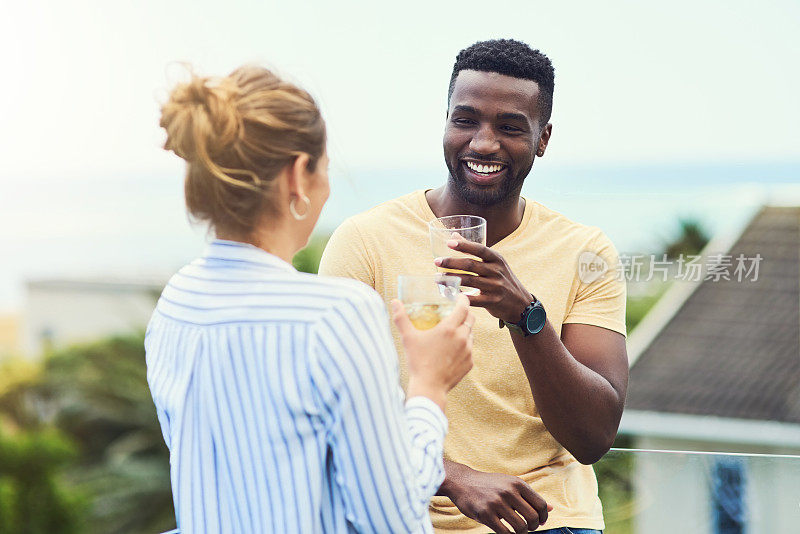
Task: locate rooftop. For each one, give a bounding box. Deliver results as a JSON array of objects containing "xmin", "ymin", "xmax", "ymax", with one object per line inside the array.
[{"xmin": 626, "ymin": 206, "xmax": 800, "ymax": 424}]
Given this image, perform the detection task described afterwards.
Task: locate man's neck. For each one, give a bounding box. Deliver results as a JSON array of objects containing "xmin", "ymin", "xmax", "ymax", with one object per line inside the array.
[{"xmin": 425, "ymin": 184, "xmax": 526, "ymax": 248}]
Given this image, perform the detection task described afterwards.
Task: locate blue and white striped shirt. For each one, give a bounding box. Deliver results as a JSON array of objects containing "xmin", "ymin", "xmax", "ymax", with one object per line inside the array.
[{"xmin": 145, "ymin": 240, "xmax": 447, "ymax": 533}]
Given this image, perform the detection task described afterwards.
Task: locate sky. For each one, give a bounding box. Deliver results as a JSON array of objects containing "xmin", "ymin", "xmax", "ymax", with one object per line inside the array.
[
  {"xmin": 1, "ymin": 0, "xmax": 798, "ymax": 182},
  {"xmin": 0, "ymin": 0, "xmax": 799, "ymax": 312}
]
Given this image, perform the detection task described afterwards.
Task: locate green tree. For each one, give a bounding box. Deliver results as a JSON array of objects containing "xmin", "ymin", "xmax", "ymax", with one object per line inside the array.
[
  {"xmin": 596, "ymin": 436, "xmax": 635, "ymax": 534},
  {"xmin": 0, "ymin": 428, "xmax": 86, "ymax": 534},
  {"xmin": 0, "ymin": 336, "xmax": 175, "ymax": 534},
  {"xmin": 626, "ymin": 217, "xmax": 707, "ymax": 333},
  {"xmin": 292, "ymin": 233, "xmax": 331, "ymax": 274},
  {"xmin": 663, "ymin": 218, "xmax": 710, "ymax": 259},
  {"xmin": 625, "ymin": 284, "xmax": 669, "ymax": 333}
]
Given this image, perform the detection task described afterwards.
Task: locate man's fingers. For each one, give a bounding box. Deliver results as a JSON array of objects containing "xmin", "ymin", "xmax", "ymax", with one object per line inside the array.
[
  {"xmin": 452, "ymin": 273, "xmax": 489, "ymax": 292},
  {"xmin": 517, "ymin": 483, "xmax": 549, "ymax": 525},
  {"xmin": 507, "ymin": 493, "xmax": 541, "ymax": 531},
  {"xmin": 462, "ymin": 292, "xmax": 493, "ymax": 310},
  {"xmin": 497, "ymin": 506, "xmax": 531, "ymax": 534},
  {"xmin": 446, "ymin": 237, "xmax": 501, "ymax": 262},
  {"xmin": 435, "ymin": 256, "xmax": 490, "ymax": 276},
  {"xmin": 481, "ymin": 516, "xmax": 512, "ymax": 534}
]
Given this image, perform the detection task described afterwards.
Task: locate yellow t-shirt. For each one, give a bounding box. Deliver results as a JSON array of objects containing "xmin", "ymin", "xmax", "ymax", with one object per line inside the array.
[{"xmin": 318, "ymin": 190, "xmax": 626, "ymax": 533}]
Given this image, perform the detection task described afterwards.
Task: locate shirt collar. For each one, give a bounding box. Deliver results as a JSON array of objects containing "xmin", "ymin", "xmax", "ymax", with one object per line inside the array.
[{"xmin": 202, "ymin": 239, "xmax": 297, "ymax": 273}]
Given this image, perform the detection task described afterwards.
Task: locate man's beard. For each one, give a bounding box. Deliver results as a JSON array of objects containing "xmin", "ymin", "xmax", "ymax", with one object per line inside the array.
[{"xmin": 446, "ymin": 161, "xmax": 531, "ymax": 207}]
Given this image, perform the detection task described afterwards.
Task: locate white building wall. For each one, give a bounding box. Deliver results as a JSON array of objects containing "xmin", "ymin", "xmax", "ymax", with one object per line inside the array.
[
  {"xmin": 630, "ymin": 436, "xmax": 800, "ymax": 534},
  {"xmin": 23, "ymin": 279, "xmax": 163, "ymax": 357},
  {"xmin": 632, "ymin": 436, "xmax": 711, "ymax": 534},
  {"xmin": 741, "ymin": 447, "xmax": 800, "ymax": 534}
]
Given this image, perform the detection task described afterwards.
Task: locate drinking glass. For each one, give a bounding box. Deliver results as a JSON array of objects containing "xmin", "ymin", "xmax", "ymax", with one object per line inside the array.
[
  {"xmin": 428, "ymin": 215, "xmax": 487, "ymax": 296},
  {"xmin": 397, "ymin": 274, "xmax": 461, "ymax": 330}
]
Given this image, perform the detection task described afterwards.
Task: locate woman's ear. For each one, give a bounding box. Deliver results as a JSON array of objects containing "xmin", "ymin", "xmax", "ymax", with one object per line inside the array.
[{"xmin": 286, "ymin": 153, "xmax": 311, "ymax": 198}]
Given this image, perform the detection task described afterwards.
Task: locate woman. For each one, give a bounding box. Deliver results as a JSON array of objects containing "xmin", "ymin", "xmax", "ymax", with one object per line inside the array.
[{"xmin": 146, "ymin": 65, "xmax": 474, "ymax": 533}]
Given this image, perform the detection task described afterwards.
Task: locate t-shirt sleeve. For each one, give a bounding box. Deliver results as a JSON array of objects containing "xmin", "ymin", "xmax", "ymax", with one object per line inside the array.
[
  {"xmin": 318, "ymin": 217, "xmax": 375, "ymax": 288},
  {"xmin": 562, "ymin": 230, "xmax": 627, "ymax": 337}
]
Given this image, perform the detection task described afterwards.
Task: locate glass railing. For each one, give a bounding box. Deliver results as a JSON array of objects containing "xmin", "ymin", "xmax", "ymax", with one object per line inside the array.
[{"xmin": 595, "ymin": 448, "xmax": 800, "ymax": 534}]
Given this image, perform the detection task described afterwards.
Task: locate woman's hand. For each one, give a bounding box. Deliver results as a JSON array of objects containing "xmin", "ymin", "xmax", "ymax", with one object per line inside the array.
[{"xmin": 392, "ymin": 294, "xmax": 474, "ymax": 411}]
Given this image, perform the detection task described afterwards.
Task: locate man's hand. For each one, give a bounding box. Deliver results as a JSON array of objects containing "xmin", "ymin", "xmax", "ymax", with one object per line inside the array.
[
  {"xmin": 440, "ymin": 461, "xmax": 551, "ymax": 534},
  {"xmin": 434, "ymin": 237, "xmax": 532, "ymax": 323}
]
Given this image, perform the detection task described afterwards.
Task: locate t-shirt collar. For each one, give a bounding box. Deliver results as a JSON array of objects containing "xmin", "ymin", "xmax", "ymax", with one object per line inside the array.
[{"xmin": 415, "ymin": 189, "xmax": 536, "ymax": 248}]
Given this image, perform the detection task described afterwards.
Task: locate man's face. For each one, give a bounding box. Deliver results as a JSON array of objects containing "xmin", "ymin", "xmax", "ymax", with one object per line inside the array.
[{"xmin": 443, "ymin": 70, "xmax": 547, "ymax": 206}]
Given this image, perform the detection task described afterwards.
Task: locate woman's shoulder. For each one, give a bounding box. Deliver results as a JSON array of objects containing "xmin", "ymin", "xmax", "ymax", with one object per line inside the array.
[
  {"xmin": 293, "ymin": 274, "xmax": 389, "ymax": 337},
  {"xmin": 307, "ymin": 272, "xmax": 385, "ymax": 311}
]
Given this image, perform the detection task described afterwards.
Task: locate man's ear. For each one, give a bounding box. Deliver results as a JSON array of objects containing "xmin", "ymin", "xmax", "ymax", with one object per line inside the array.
[
  {"xmin": 286, "ymin": 153, "xmax": 311, "ymax": 198},
  {"xmin": 537, "ymin": 123, "xmax": 553, "ymax": 156}
]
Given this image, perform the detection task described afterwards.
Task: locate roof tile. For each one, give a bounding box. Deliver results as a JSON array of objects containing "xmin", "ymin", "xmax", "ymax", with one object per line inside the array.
[{"xmin": 627, "ymin": 206, "xmax": 800, "ymax": 424}]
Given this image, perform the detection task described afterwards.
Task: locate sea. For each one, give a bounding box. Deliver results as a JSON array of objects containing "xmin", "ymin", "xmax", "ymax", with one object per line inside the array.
[{"xmin": 1, "ymin": 160, "xmax": 798, "ymax": 312}]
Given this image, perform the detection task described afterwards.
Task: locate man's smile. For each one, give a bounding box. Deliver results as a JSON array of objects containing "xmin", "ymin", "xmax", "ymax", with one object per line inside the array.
[{"xmin": 462, "ymin": 159, "xmax": 508, "ymax": 185}]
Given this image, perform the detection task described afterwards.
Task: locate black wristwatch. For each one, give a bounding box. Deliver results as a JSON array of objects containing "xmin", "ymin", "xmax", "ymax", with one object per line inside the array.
[{"xmin": 499, "ymin": 298, "xmax": 547, "ymax": 336}]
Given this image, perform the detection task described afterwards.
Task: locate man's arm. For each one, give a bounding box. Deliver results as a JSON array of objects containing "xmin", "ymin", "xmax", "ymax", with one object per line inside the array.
[
  {"xmin": 511, "ymin": 322, "xmax": 627, "ymax": 463},
  {"xmin": 435, "ymin": 326, "xmax": 624, "ymax": 532},
  {"xmin": 435, "ymin": 238, "xmax": 628, "ymax": 463},
  {"xmin": 434, "ymin": 324, "xmax": 621, "ymax": 532}
]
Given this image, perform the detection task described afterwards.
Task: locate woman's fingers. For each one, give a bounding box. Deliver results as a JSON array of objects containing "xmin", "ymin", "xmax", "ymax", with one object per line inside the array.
[
  {"xmin": 390, "ymin": 299, "xmax": 413, "ymax": 335},
  {"xmin": 440, "ymin": 293, "xmax": 470, "ymax": 328}
]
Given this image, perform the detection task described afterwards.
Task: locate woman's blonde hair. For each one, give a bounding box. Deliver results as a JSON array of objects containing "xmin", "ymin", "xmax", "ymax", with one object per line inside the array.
[{"xmin": 160, "ymin": 65, "xmax": 326, "ymax": 236}]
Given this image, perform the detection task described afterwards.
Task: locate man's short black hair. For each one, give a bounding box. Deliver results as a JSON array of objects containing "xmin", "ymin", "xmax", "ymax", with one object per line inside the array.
[{"xmin": 448, "ymin": 39, "xmax": 555, "ymax": 127}]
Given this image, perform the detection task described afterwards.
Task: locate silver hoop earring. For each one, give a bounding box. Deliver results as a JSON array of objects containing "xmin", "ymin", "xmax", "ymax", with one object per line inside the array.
[{"xmin": 289, "ymin": 194, "xmax": 311, "ymax": 221}]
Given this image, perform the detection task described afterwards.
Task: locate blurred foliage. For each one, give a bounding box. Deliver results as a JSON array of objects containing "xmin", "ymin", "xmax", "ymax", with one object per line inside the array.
[
  {"xmin": 292, "ymin": 233, "xmax": 331, "ymax": 274},
  {"xmin": 625, "ymin": 283, "xmax": 669, "ymax": 334},
  {"xmin": 662, "ymin": 218, "xmax": 710, "ymax": 260},
  {"xmin": 0, "ymin": 335, "xmax": 175, "ymax": 534},
  {"xmin": 0, "ymin": 428, "xmax": 87, "ymax": 534},
  {"xmin": 0, "ymin": 358, "xmax": 38, "ymax": 396},
  {"xmin": 596, "ymin": 436, "xmax": 635, "ymax": 534}
]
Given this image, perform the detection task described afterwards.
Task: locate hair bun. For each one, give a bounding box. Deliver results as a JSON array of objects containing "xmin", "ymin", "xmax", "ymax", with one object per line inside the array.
[
  {"xmin": 160, "ymin": 73, "xmax": 241, "ymax": 162},
  {"xmin": 159, "ymin": 64, "xmax": 326, "ymax": 237}
]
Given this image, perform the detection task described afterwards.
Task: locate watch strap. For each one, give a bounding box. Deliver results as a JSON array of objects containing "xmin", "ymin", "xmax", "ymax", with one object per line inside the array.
[
  {"xmin": 499, "ymin": 317, "xmax": 526, "ymax": 335},
  {"xmin": 499, "ymin": 299, "xmax": 545, "ymax": 336}
]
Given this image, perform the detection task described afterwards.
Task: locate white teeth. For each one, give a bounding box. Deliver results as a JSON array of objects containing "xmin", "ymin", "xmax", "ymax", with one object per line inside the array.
[{"xmin": 466, "ymin": 161, "xmax": 504, "ymax": 174}]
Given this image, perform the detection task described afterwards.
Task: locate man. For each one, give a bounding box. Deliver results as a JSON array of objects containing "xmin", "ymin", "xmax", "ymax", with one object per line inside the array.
[{"xmin": 319, "ymin": 39, "xmax": 627, "ymax": 534}]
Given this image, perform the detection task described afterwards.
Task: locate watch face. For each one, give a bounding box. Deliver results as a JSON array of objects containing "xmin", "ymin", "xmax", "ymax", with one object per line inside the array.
[{"xmin": 525, "ymin": 304, "xmax": 546, "ymax": 334}]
